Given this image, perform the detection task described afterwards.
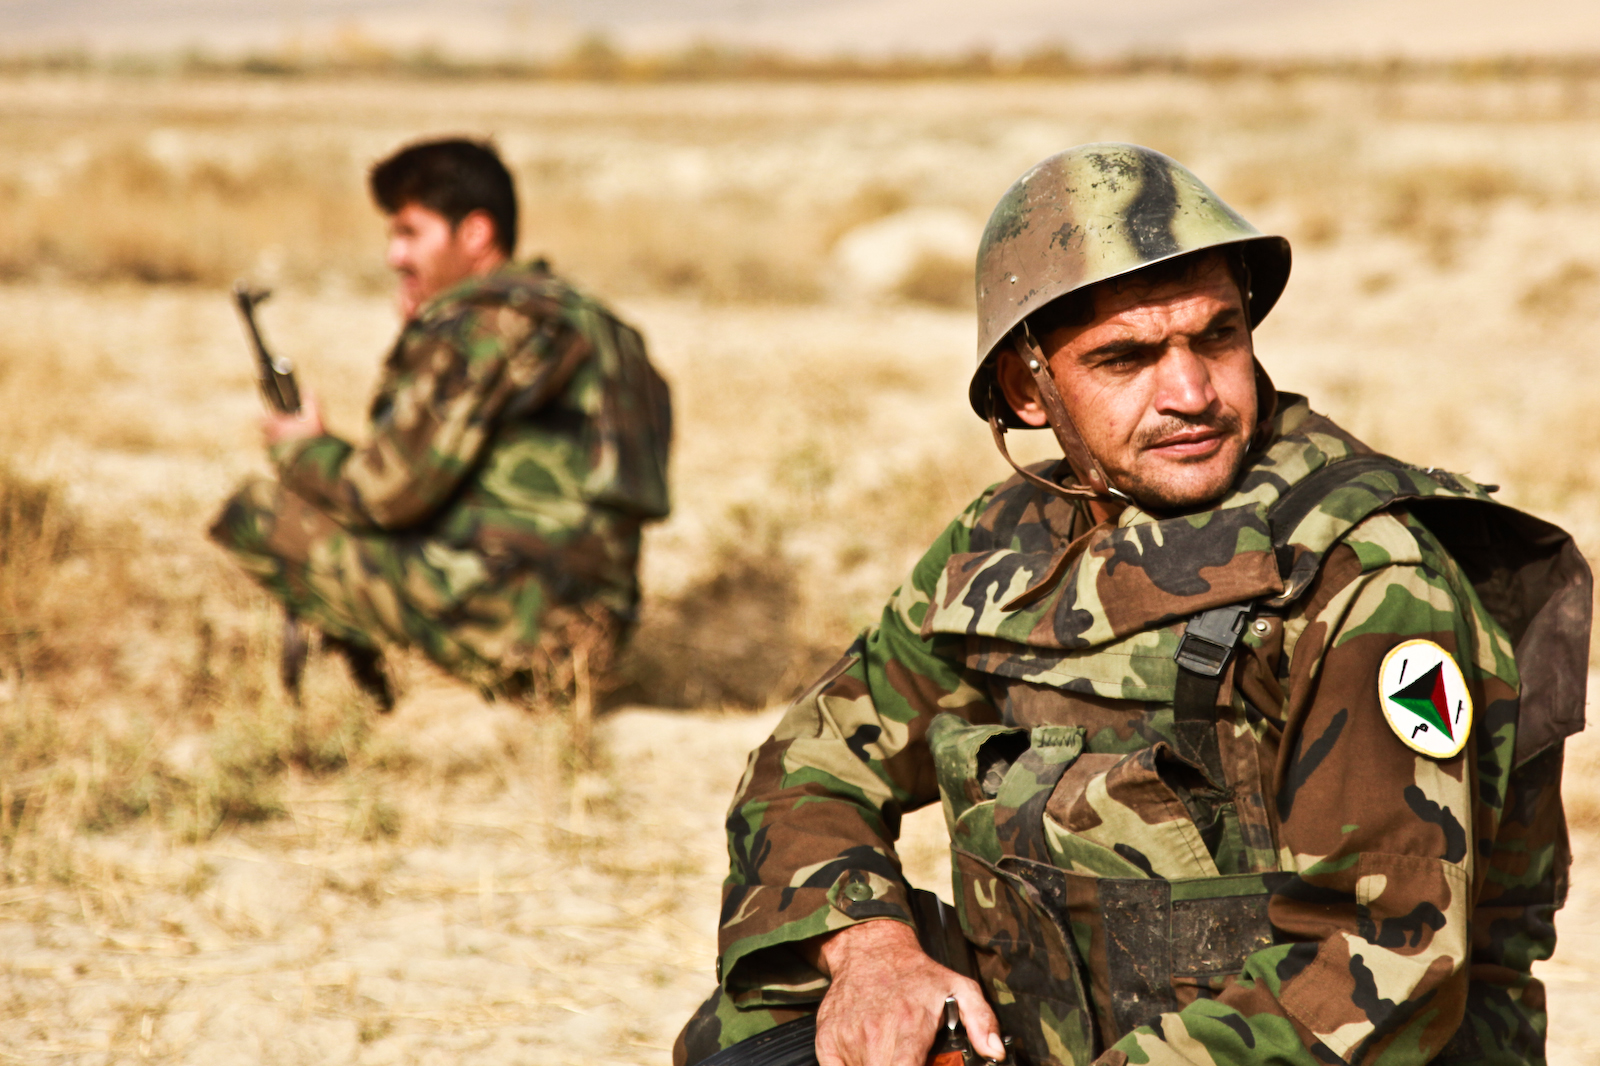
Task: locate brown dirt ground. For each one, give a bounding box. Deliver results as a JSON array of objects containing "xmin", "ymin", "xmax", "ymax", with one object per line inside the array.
[{"xmin": 1, "ymin": 691, "xmax": 1596, "ymax": 1064}]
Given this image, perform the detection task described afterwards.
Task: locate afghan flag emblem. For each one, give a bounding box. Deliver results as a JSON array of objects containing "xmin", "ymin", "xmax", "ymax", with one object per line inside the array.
[{"xmin": 1378, "ymin": 639, "xmax": 1472, "ymax": 758}]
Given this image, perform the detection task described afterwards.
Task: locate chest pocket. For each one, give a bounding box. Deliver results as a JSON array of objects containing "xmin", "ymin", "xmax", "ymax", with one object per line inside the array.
[{"xmin": 930, "ymin": 713, "xmax": 1274, "ymax": 1058}]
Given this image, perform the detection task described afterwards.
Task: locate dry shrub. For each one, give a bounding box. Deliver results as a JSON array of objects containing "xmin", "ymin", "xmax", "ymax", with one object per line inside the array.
[
  {"xmin": 526, "ymin": 194, "xmax": 831, "ymax": 304},
  {"xmin": 1519, "ymin": 260, "xmax": 1599, "ymax": 321},
  {"xmin": 0, "ymin": 463, "xmax": 92, "ymax": 687},
  {"xmin": 0, "ymin": 133, "xmax": 843, "ymax": 303},
  {"xmin": 896, "ymin": 251, "xmax": 975, "ymax": 309},
  {"xmin": 0, "ymin": 139, "xmax": 381, "ymax": 288},
  {"xmin": 0, "ymin": 464, "xmax": 75, "ymax": 659},
  {"xmin": 615, "ymin": 425, "xmax": 1006, "ymax": 712},
  {"xmin": 0, "ymin": 463, "xmax": 397, "ymax": 878},
  {"xmin": 1221, "ymin": 152, "xmax": 1361, "ymax": 250},
  {"xmin": 618, "ymin": 506, "xmax": 836, "ymax": 709},
  {"xmin": 1377, "ymin": 163, "xmax": 1527, "ymax": 266}
]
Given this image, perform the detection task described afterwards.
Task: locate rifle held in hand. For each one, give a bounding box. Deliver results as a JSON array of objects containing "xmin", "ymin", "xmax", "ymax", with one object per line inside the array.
[{"xmin": 232, "ymin": 280, "xmax": 301, "ymax": 415}]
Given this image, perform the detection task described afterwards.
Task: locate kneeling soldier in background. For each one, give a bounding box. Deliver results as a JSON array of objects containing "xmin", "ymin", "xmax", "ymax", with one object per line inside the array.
[{"xmin": 211, "ymin": 137, "xmax": 672, "ymax": 711}]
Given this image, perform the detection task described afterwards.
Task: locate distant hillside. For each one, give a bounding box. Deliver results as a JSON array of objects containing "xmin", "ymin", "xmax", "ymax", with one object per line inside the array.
[{"xmin": 3, "ymin": 0, "xmax": 1598, "ymax": 61}]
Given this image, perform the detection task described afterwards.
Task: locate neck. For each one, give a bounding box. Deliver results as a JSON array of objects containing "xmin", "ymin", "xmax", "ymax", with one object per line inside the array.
[{"xmin": 468, "ymin": 249, "xmax": 509, "ymax": 279}]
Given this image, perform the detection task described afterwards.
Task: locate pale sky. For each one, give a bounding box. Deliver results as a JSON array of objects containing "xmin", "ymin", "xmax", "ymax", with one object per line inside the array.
[{"xmin": 2, "ymin": 0, "xmax": 1597, "ymax": 60}]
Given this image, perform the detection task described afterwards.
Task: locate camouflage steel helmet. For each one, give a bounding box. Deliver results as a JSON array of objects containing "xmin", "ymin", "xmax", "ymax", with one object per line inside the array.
[{"xmin": 969, "ymin": 143, "xmax": 1292, "ymax": 428}]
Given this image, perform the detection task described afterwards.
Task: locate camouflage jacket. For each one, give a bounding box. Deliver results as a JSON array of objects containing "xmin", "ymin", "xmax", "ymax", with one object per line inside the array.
[
  {"xmin": 717, "ymin": 397, "xmax": 1584, "ymax": 1066},
  {"xmin": 269, "ymin": 261, "xmax": 672, "ymax": 617}
]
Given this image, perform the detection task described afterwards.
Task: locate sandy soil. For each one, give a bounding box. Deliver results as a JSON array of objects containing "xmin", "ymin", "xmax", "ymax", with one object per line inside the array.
[
  {"xmin": 1, "ymin": 689, "xmax": 1595, "ymax": 1065},
  {"xmin": 0, "ymin": 688, "xmax": 770, "ymax": 1065}
]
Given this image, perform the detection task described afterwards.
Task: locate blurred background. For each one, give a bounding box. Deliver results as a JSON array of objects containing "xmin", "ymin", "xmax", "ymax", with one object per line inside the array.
[{"xmin": 2, "ymin": 3, "xmax": 1599, "ymax": 1062}]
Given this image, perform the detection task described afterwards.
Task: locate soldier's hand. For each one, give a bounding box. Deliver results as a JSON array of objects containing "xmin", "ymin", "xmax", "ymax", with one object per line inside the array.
[
  {"xmin": 812, "ymin": 919, "xmax": 1003, "ymax": 1066},
  {"xmin": 262, "ymin": 390, "xmax": 325, "ymax": 447}
]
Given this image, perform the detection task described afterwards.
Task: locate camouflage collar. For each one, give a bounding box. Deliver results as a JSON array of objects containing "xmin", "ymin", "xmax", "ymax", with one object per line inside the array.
[
  {"xmin": 413, "ymin": 260, "xmax": 570, "ymax": 323},
  {"xmin": 921, "ymin": 395, "xmax": 1470, "ymax": 652}
]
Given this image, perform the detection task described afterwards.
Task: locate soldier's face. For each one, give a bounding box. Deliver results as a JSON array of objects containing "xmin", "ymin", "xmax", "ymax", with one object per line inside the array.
[
  {"xmin": 1018, "ymin": 258, "xmax": 1257, "ymax": 512},
  {"xmin": 385, "ymin": 203, "xmax": 479, "ymax": 319}
]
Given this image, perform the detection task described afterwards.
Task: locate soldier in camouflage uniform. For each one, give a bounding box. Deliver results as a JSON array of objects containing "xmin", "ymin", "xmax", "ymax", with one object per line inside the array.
[
  {"xmin": 677, "ymin": 144, "xmax": 1588, "ymax": 1066},
  {"xmin": 211, "ymin": 138, "xmax": 671, "ymax": 707}
]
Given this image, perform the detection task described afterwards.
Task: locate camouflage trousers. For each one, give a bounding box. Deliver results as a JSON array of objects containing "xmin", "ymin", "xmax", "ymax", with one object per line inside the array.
[
  {"xmin": 209, "ymin": 476, "xmax": 623, "ymax": 702},
  {"xmin": 675, "ymin": 988, "xmax": 813, "ymax": 1066}
]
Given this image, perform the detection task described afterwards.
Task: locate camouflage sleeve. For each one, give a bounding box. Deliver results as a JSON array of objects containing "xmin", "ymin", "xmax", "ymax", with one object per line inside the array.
[
  {"xmin": 269, "ymin": 294, "xmax": 580, "ymax": 530},
  {"xmin": 1108, "ymin": 513, "xmax": 1518, "ymax": 1066},
  {"xmin": 717, "ymin": 491, "xmax": 1001, "ymax": 1008}
]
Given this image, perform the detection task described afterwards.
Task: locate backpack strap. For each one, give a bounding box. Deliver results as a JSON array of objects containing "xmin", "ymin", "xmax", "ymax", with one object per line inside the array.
[
  {"xmin": 1169, "ymin": 453, "xmax": 1418, "ymax": 774},
  {"xmin": 1172, "ymin": 452, "xmax": 1591, "ymax": 770},
  {"xmin": 1171, "ymin": 603, "xmax": 1251, "ymax": 780},
  {"xmin": 1261, "ymin": 453, "xmax": 1413, "ymax": 582}
]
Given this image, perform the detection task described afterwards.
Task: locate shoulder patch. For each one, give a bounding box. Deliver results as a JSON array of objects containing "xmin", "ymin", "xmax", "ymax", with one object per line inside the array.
[{"xmin": 1378, "ymin": 639, "xmax": 1472, "ymax": 758}]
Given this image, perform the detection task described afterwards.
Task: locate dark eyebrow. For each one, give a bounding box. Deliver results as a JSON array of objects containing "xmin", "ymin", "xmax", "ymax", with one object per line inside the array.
[
  {"xmin": 1083, "ymin": 337, "xmax": 1146, "ymax": 359},
  {"xmin": 1083, "ymin": 305, "xmax": 1245, "ymax": 360},
  {"xmin": 1200, "ymin": 305, "xmax": 1246, "ymax": 333}
]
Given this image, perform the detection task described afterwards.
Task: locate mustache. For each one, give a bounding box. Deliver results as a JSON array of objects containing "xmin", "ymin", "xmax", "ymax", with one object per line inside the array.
[{"xmin": 1133, "ymin": 411, "xmax": 1243, "ymax": 450}]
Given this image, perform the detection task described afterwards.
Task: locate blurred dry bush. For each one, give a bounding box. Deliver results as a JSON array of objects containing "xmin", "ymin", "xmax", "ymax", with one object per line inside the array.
[
  {"xmin": 531, "ymin": 195, "xmax": 830, "ymax": 304},
  {"xmin": 1520, "ymin": 260, "xmax": 1600, "ymax": 321},
  {"xmin": 0, "ymin": 460, "xmax": 403, "ymax": 881},
  {"xmin": 0, "ymin": 140, "xmax": 381, "ymax": 288},
  {"xmin": 896, "ymin": 251, "xmax": 976, "ymax": 309},
  {"xmin": 618, "ymin": 436, "xmax": 996, "ymax": 709},
  {"xmin": 618, "ymin": 506, "xmax": 826, "ymax": 709},
  {"xmin": 1375, "ymin": 163, "xmax": 1530, "ymax": 267},
  {"xmin": 1227, "ymin": 154, "xmax": 1556, "ymax": 267},
  {"xmin": 0, "ymin": 134, "xmax": 853, "ymax": 304}
]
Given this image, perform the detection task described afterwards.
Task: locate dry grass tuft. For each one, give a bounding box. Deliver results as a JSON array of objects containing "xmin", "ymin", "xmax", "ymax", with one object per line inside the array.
[
  {"xmin": 0, "ymin": 461, "xmax": 404, "ymax": 875},
  {"xmin": 0, "ymin": 139, "xmax": 380, "ymax": 289},
  {"xmin": 1376, "ymin": 163, "xmax": 1530, "ymax": 267},
  {"xmin": 0, "ymin": 131, "xmax": 866, "ymax": 304},
  {"xmin": 620, "ymin": 506, "xmax": 836, "ymax": 709},
  {"xmin": 896, "ymin": 251, "xmax": 975, "ymax": 309},
  {"xmin": 1520, "ymin": 260, "xmax": 1600, "ymax": 321}
]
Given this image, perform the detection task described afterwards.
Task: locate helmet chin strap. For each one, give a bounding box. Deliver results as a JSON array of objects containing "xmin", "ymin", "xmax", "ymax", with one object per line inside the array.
[
  {"xmin": 990, "ymin": 321, "xmax": 1128, "ymax": 505},
  {"xmin": 986, "ymin": 395, "xmax": 1101, "ymax": 503}
]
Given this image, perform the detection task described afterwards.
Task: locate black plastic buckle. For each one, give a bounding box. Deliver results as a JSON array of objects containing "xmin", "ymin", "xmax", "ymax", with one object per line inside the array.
[{"xmin": 1173, "ymin": 604, "xmax": 1252, "ymax": 678}]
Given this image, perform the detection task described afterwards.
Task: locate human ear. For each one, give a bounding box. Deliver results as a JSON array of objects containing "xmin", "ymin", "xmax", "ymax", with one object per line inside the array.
[
  {"xmin": 995, "ymin": 348, "xmax": 1050, "ymax": 428},
  {"xmin": 457, "ymin": 210, "xmax": 498, "ymax": 256}
]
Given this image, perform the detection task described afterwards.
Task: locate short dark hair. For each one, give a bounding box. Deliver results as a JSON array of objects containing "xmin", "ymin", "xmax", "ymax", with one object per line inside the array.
[
  {"xmin": 369, "ymin": 138, "xmax": 517, "ymax": 257},
  {"xmin": 1027, "ymin": 246, "xmax": 1250, "ymax": 338}
]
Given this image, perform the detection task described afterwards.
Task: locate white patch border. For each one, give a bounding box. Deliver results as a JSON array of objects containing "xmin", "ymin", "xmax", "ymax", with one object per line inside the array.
[{"xmin": 1378, "ymin": 638, "xmax": 1472, "ymax": 759}]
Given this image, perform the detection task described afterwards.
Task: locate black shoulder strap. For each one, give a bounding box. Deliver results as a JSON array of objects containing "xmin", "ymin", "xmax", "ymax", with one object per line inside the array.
[
  {"xmin": 1263, "ymin": 453, "xmax": 1414, "ymax": 577},
  {"xmin": 1170, "ymin": 454, "xmax": 1416, "ymax": 775},
  {"xmin": 1173, "ymin": 452, "xmax": 1591, "ymax": 769}
]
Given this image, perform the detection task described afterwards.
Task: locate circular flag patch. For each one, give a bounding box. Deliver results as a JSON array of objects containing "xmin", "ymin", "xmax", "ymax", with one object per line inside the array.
[{"xmin": 1378, "ymin": 639, "xmax": 1472, "ymax": 759}]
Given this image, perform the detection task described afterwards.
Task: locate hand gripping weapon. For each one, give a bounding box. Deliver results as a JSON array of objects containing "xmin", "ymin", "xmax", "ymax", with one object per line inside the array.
[
  {"xmin": 230, "ymin": 280, "xmax": 309, "ymax": 702},
  {"xmin": 695, "ymin": 891, "xmax": 1008, "ymax": 1066},
  {"xmin": 694, "ymin": 998, "xmax": 1005, "ymax": 1066},
  {"xmin": 232, "ymin": 281, "xmax": 301, "ymax": 415}
]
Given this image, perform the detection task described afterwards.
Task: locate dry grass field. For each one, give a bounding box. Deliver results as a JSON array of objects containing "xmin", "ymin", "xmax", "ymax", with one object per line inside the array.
[{"xmin": 2, "ymin": 69, "xmax": 1600, "ymax": 1063}]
